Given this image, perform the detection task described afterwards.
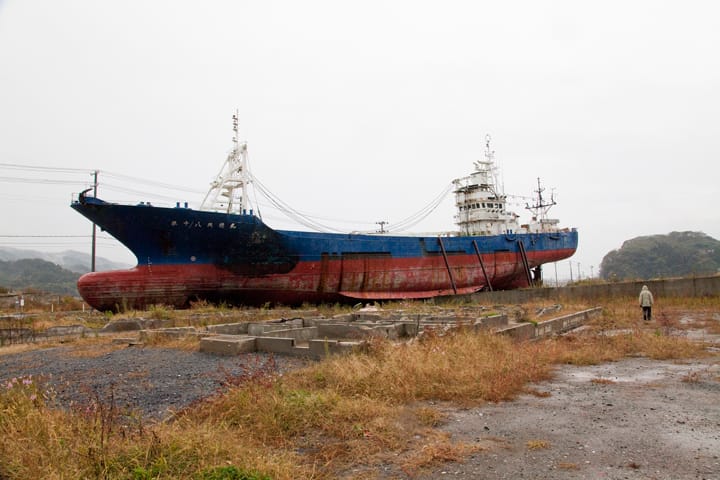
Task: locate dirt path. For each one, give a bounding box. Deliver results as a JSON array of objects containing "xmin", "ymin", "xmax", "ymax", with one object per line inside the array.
[{"xmin": 419, "ymin": 356, "xmax": 720, "ymax": 480}]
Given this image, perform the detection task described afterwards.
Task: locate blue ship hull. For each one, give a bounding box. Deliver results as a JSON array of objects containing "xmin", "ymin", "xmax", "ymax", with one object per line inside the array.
[{"xmin": 72, "ymin": 195, "xmax": 578, "ymax": 310}]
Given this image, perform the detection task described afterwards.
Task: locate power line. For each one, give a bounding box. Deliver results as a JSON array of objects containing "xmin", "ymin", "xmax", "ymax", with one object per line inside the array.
[
  {"xmin": 0, "ymin": 235, "xmax": 113, "ymax": 239},
  {"xmin": 0, "ymin": 163, "xmax": 92, "ymax": 174},
  {"xmin": 0, "ymin": 164, "xmax": 203, "ymax": 194},
  {"xmin": 0, "ymin": 176, "xmax": 90, "ymax": 185},
  {"xmin": 0, "ymin": 241, "xmax": 118, "ymax": 247}
]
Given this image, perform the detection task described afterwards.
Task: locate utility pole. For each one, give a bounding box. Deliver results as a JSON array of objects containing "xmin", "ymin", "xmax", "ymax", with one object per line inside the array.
[
  {"xmin": 577, "ymin": 262, "xmax": 581, "ymax": 281},
  {"xmin": 569, "ymin": 261, "xmax": 573, "ymax": 283},
  {"xmin": 91, "ymin": 170, "xmax": 98, "ymax": 272}
]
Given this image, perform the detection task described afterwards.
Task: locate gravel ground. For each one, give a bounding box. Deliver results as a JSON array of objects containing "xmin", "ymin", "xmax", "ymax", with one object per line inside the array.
[
  {"xmin": 0, "ymin": 344, "xmax": 307, "ymax": 420},
  {"xmin": 418, "ymin": 356, "xmax": 720, "ymax": 480}
]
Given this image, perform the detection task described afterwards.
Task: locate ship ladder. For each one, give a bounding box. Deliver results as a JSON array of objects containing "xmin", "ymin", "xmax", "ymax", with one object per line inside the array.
[
  {"xmin": 437, "ymin": 236, "xmax": 458, "ymax": 295},
  {"xmin": 516, "ymin": 240, "xmax": 534, "ymax": 288},
  {"xmin": 471, "ymin": 240, "xmax": 493, "ymax": 291}
]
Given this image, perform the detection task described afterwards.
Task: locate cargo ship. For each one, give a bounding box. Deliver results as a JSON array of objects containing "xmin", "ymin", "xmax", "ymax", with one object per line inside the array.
[{"xmin": 72, "ymin": 117, "xmax": 577, "ymax": 311}]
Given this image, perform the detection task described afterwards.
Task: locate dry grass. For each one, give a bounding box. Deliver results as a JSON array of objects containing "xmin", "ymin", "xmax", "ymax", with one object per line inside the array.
[
  {"xmin": 295, "ymin": 330, "xmax": 557, "ymax": 405},
  {"xmin": 523, "ymin": 387, "xmax": 552, "ymax": 397},
  {"xmin": 526, "ymin": 439, "xmax": 551, "ymax": 450},
  {"xmin": 399, "ymin": 431, "xmax": 485, "ymax": 476},
  {"xmin": 1, "ymin": 296, "xmax": 718, "ymax": 478},
  {"xmin": 682, "ymin": 371, "xmax": 702, "ymax": 383},
  {"xmin": 680, "ymin": 365, "xmax": 720, "ymax": 384},
  {"xmin": 547, "ymin": 298, "xmax": 713, "ymax": 366},
  {"xmin": 413, "ymin": 406, "xmax": 447, "ymax": 427},
  {"xmin": 64, "ymin": 339, "xmax": 129, "ymax": 358},
  {"xmin": 139, "ymin": 333, "xmax": 200, "ymax": 351},
  {"xmin": 0, "ymin": 343, "xmax": 41, "ymax": 357}
]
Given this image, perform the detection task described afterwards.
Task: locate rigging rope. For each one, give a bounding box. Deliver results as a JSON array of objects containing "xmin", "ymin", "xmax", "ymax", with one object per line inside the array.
[
  {"xmin": 389, "ymin": 183, "xmax": 454, "ymax": 232},
  {"xmin": 249, "ymin": 173, "xmax": 454, "ymax": 234},
  {"xmin": 251, "ymin": 175, "xmax": 346, "ymax": 233},
  {"xmin": 102, "ymin": 171, "xmax": 205, "ymax": 194}
]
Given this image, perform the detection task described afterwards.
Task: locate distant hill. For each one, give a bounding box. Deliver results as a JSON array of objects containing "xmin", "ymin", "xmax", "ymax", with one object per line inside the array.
[
  {"xmin": 0, "ymin": 247, "xmax": 131, "ymax": 274},
  {"xmin": 600, "ymin": 231, "xmax": 720, "ymax": 280},
  {"xmin": 0, "ymin": 258, "xmax": 80, "ymax": 295}
]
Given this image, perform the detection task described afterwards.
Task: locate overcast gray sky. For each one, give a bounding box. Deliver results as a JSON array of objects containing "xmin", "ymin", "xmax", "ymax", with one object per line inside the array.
[{"xmin": 1, "ymin": 0, "xmax": 718, "ymax": 281}]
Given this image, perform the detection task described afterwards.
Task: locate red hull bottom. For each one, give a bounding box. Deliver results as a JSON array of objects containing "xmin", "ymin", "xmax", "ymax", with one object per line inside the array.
[{"xmin": 77, "ymin": 249, "xmax": 574, "ymax": 311}]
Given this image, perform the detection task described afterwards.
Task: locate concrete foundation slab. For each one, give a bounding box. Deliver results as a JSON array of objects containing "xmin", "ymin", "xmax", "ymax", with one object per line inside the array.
[
  {"xmin": 256, "ymin": 336, "xmax": 296, "ymax": 355},
  {"xmin": 206, "ymin": 322, "xmax": 249, "ymax": 335},
  {"xmin": 199, "ymin": 335, "xmax": 257, "ymax": 355}
]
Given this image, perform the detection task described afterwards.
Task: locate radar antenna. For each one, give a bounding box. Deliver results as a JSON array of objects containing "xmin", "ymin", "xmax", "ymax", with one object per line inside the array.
[{"xmin": 525, "ymin": 177, "xmax": 556, "ymax": 221}]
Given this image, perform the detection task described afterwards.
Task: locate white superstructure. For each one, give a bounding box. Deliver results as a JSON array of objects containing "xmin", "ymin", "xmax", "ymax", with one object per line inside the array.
[
  {"xmin": 453, "ymin": 135, "xmax": 520, "ymax": 236},
  {"xmin": 452, "ymin": 135, "xmax": 562, "ymax": 236}
]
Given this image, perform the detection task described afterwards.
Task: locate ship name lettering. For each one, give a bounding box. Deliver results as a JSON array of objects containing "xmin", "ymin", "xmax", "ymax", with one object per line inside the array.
[
  {"xmin": 230, "ymin": 223, "xmax": 237, "ymax": 229},
  {"xmin": 218, "ymin": 222, "xmax": 225, "ymax": 229},
  {"xmin": 170, "ymin": 220, "xmax": 178, "ymax": 227},
  {"xmin": 207, "ymin": 222, "xmax": 213, "ymax": 228}
]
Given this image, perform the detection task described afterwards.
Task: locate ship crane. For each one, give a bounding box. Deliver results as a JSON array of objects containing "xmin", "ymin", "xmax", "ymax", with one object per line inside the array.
[{"xmin": 200, "ymin": 111, "xmax": 253, "ymax": 215}]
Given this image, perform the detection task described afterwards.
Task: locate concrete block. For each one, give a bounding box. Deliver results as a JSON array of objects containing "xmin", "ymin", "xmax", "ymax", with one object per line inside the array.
[
  {"xmin": 556, "ymin": 307, "xmax": 602, "ymax": 332},
  {"xmin": 317, "ymin": 323, "xmax": 376, "ymax": 339},
  {"xmin": 199, "ymin": 335, "xmax": 256, "ymax": 355},
  {"xmin": 353, "ymin": 312, "xmax": 382, "ymax": 322},
  {"xmin": 156, "ymin": 327, "xmax": 198, "ymax": 337},
  {"xmin": 247, "ymin": 323, "xmax": 268, "ymax": 336},
  {"xmin": 301, "ymin": 317, "xmax": 320, "ymax": 327},
  {"xmin": 45, "ymin": 325, "xmax": 88, "ymax": 337},
  {"xmin": 497, "ymin": 307, "xmax": 602, "ymax": 342},
  {"xmin": 263, "ymin": 326, "xmax": 319, "ymax": 341},
  {"xmin": 481, "ymin": 314, "xmax": 509, "ymax": 329},
  {"xmin": 331, "ymin": 313, "xmax": 355, "ymax": 322},
  {"xmin": 535, "ymin": 320, "xmax": 557, "ymax": 337},
  {"xmin": 139, "ymin": 327, "xmax": 201, "ymax": 341},
  {"xmin": 264, "ymin": 318, "xmax": 304, "ymax": 329},
  {"xmin": 101, "ymin": 319, "xmax": 143, "ymax": 332},
  {"xmin": 281, "ymin": 318, "xmax": 304, "ymax": 328},
  {"xmin": 497, "ymin": 323, "xmax": 535, "ymax": 341},
  {"xmin": 372, "ymin": 323, "xmax": 404, "ymax": 339},
  {"xmin": 256, "ymin": 336, "xmax": 296, "ymax": 354},
  {"xmin": 0, "ymin": 327, "xmax": 34, "ymax": 342},
  {"xmin": 206, "ymin": 322, "xmax": 249, "ymax": 335},
  {"xmin": 473, "ymin": 314, "xmax": 508, "ymax": 332}
]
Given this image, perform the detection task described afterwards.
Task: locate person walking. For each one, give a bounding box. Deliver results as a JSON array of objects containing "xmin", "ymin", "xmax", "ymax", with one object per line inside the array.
[{"xmin": 639, "ymin": 285, "xmax": 654, "ymax": 321}]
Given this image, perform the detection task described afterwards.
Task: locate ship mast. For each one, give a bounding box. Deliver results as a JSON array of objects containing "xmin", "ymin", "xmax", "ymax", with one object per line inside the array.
[
  {"xmin": 525, "ymin": 177, "xmax": 556, "ymax": 222},
  {"xmin": 200, "ymin": 111, "xmax": 252, "ymax": 215}
]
